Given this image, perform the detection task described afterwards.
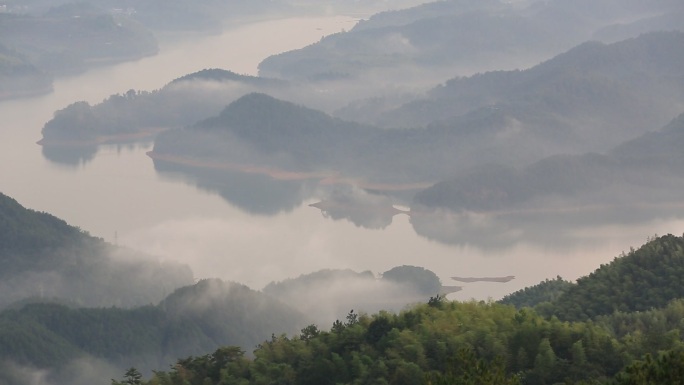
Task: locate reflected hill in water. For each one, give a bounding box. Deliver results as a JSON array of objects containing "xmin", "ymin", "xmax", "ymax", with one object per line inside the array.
[
  {"xmin": 40, "ymin": 143, "xmax": 98, "ymax": 167},
  {"xmin": 308, "ymin": 187, "xmax": 409, "ymax": 229},
  {"xmin": 152, "ymin": 156, "xmax": 318, "ymax": 215}
]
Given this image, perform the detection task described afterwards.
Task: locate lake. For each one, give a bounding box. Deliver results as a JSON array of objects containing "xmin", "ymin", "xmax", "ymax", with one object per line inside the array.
[{"xmin": 1, "ymin": 15, "xmax": 682, "ymax": 303}]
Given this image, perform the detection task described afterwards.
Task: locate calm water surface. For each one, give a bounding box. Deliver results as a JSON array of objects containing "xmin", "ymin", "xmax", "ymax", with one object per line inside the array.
[{"xmin": 1, "ymin": 16, "xmax": 682, "ymax": 301}]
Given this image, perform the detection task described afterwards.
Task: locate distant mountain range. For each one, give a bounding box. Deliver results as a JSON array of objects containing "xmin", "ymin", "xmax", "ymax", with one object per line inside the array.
[
  {"xmin": 259, "ymin": 0, "xmax": 684, "ymax": 84},
  {"xmin": 151, "ymin": 32, "xmax": 684, "ymax": 191},
  {"xmin": 414, "ymin": 112, "xmax": 684, "ymax": 215},
  {"xmin": 0, "ymin": 0, "xmax": 295, "ymax": 100}
]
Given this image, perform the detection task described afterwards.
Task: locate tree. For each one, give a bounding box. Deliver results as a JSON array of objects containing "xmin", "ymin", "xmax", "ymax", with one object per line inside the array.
[
  {"xmin": 300, "ymin": 324, "xmax": 320, "ymax": 342},
  {"xmin": 613, "ymin": 350, "xmax": 684, "ymax": 385},
  {"xmin": 112, "ymin": 367, "xmax": 142, "ymax": 385}
]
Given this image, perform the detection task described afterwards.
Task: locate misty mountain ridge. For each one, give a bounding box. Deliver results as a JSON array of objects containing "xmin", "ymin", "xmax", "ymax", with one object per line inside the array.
[
  {"xmin": 372, "ymin": 31, "xmax": 684, "ymax": 149},
  {"xmin": 170, "ymin": 68, "xmax": 288, "ymax": 88},
  {"xmin": 414, "ymin": 111, "xmax": 684, "ymax": 212},
  {"xmin": 0, "ymin": 4, "xmax": 158, "ymax": 76},
  {"xmin": 0, "ymin": 192, "xmax": 193, "ymax": 309},
  {"xmin": 39, "ymin": 69, "xmax": 287, "ymax": 165},
  {"xmin": 258, "ymin": 0, "xmax": 684, "ymax": 87},
  {"xmin": 0, "ymin": 278, "xmax": 307, "ymax": 382},
  {"xmin": 151, "ymin": 29, "xmax": 684, "ymax": 193},
  {"xmin": 0, "ymin": 44, "xmax": 52, "ymax": 100},
  {"xmin": 405, "ymin": 111, "xmax": 684, "ymax": 249},
  {"xmin": 0, "ymin": 0, "xmax": 298, "ymax": 101},
  {"xmin": 152, "ymin": 93, "xmax": 380, "ymax": 174},
  {"xmin": 262, "ymin": 266, "xmax": 443, "ymax": 324}
]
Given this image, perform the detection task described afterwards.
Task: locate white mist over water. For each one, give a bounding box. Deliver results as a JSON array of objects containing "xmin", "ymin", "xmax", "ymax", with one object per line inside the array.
[{"xmin": 1, "ymin": 15, "xmax": 683, "ymax": 303}]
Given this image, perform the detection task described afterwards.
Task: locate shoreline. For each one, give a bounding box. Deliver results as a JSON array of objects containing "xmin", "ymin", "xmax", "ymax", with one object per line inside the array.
[
  {"xmin": 147, "ymin": 151, "xmax": 434, "ymax": 191},
  {"xmin": 37, "ymin": 127, "xmax": 167, "ymax": 147}
]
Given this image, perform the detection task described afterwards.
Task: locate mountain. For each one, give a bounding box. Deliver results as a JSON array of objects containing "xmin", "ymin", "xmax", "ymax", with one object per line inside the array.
[
  {"xmin": 408, "ymin": 111, "xmax": 684, "ymax": 248},
  {"xmin": 414, "ymin": 111, "xmax": 684, "ymax": 214},
  {"xmin": 150, "ymin": 93, "xmax": 381, "ymax": 179},
  {"xmin": 259, "ymin": 0, "xmax": 684, "ymax": 85},
  {"xmin": 0, "ymin": 4, "xmax": 157, "ymax": 76},
  {"xmin": 370, "ymin": 31, "xmax": 684, "ymax": 154},
  {"xmin": 0, "ymin": 44, "xmax": 52, "ymax": 100},
  {"xmin": 1, "ymin": 0, "xmax": 290, "ymax": 33},
  {"xmin": 549, "ymin": 234, "xmax": 684, "ymax": 321},
  {"xmin": 39, "ymin": 69, "xmax": 288, "ymax": 156},
  {"xmin": 0, "ymin": 192, "xmax": 194, "ymax": 309},
  {"xmin": 262, "ymin": 266, "xmax": 442, "ymax": 325},
  {"xmin": 499, "ymin": 234, "xmax": 684, "ymax": 322},
  {"xmin": 148, "ymin": 91, "xmax": 532, "ymax": 193},
  {"xmin": 498, "ymin": 276, "xmax": 573, "ymax": 309},
  {"xmin": 0, "ymin": 279, "xmax": 306, "ymax": 382}
]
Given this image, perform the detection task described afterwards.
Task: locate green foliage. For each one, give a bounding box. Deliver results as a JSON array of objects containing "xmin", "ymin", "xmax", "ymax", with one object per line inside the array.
[
  {"xmin": 612, "ymin": 349, "xmax": 684, "ymax": 385},
  {"xmin": 425, "ymin": 347, "xmax": 521, "ymax": 385},
  {"xmin": 382, "ymin": 266, "xmax": 442, "ymax": 297},
  {"xmin": 112, "ymin": 368, "xmax": 143, "ymax": 385},
  {"xmin": 127, "ymin": 231, "xmax": 684, "ymax": 385},
  {"xmin": 552, "ymin": 234, "xmax": 684, "ymax": 321},
  {"xmin": 499, "ymin": 276, "xmax": 573, "ymax": 309},
  {"xmin": 136, "ymin": 299, "xmax": 636, "ymax": 385}
]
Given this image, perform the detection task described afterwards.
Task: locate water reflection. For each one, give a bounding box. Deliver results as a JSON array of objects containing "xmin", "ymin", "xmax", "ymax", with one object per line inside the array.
[
  {"xmin": 409, "ymin": 203, "xmax": 684, "ymax": 249},
  {"xmin": 148, "ymin": 151, "xmax": 684, "ymax": 250},
  {"xmin": 152, "ymin": 157, "xmax": 318, "ymax": 215},
  {"xmin": 41, "ymin": 144, "xmax": 98, "ymax": 166},
  {"xmin": 309, "ymin": 186, "xmax": 409, "ymax": 229}
]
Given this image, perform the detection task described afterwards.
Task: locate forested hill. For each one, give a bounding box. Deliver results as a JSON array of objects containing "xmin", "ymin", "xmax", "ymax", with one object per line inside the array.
[
  {"xmin": 413, "ymin": 111, "xmax": 684, "ymax": 217},
  {"xmin": 195, "ymin": 93, "xmax": 372, "ymax": 143},
  {"xmin": 40, "ymin": 69, "xmax": 288, "ymax": 147},
  {"xmin": 0, "ymin": 279, "xmax": 306, "ymax": 381},
  {"xmin": 550, "ymin": 234, "xmax": 684, "ymax": 321},
  {"xmin": 0, "ymin": 4, "xmax": 157, "ymax": 76},
  {"xmin": 0, "ymin": 44, "xmax": 52, "ymax": 100},
  {"xmin": 0, "ymin": 192, "xmax": 193, "ymax": 309},
  {"xmin": 108, "ymin": 234, "xmax": 684, "ymax": 385},
  {"xmin": 152, "ymin": 93, "xmax": 379, "ymax": 173},
  {"xmin": 259, "ymin": 0, "xmax": 683, "ymax": 83},
  {"xmin": 380, "ymin": 31, "xmax": 684, "ymax": 143},
  {"xmin": 499, "ymin": 276, "xmax": 573, "ymax": 309},
  {"xmin": 262, "ymin": 266, "xmax": 443, "ymax": 325},
  {"xmin": 500, "ymin": 234, "xmax": 684, "ymax": 322}
]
